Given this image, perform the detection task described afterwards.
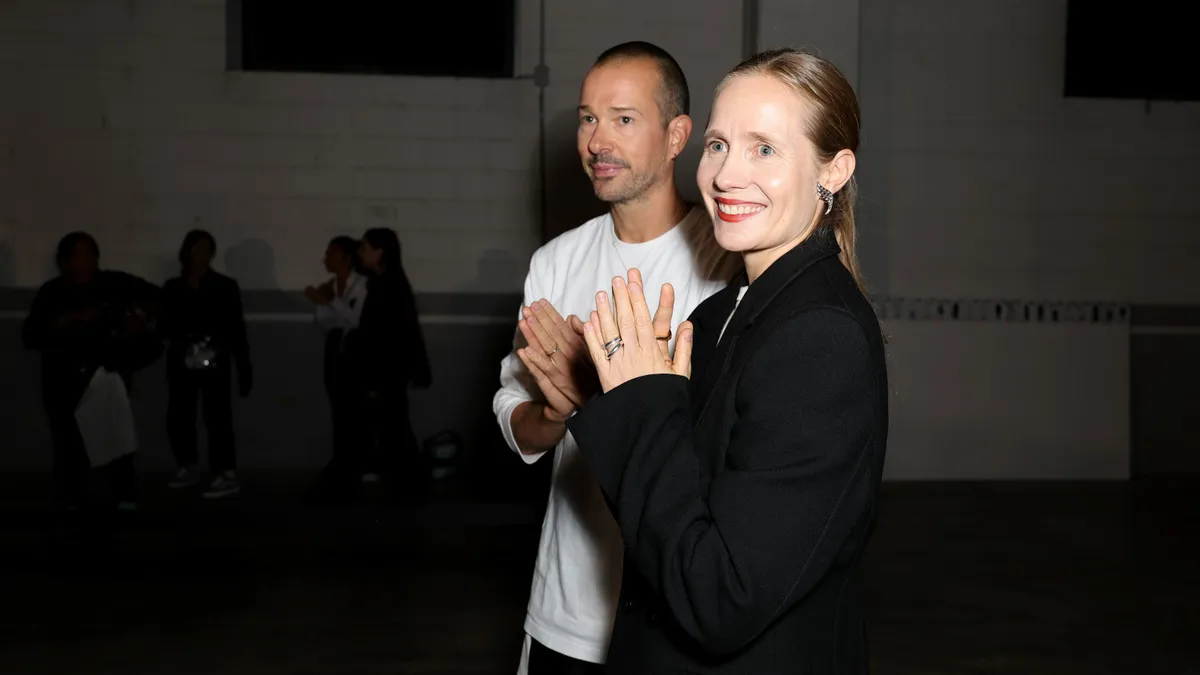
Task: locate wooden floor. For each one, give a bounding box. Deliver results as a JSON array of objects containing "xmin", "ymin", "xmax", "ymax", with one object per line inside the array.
[{"xmin": 1, "ymin": 477, "xmax": 1195, "ymax": 674}]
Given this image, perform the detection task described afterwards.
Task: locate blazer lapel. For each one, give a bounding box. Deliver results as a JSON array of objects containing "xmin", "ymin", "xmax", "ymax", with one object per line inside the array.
[
  {"xmin": 688, "ymin": 280, "xmax": 745, "ymax": 420},
  {"xmin": 689, "ymin": 231, "xmax": 843, "ymax": 423}
]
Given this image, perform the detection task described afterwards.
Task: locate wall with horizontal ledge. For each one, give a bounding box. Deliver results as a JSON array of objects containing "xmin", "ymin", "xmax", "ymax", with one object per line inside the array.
[{"xmin": 0, "ymin": 290, "xmax": 1161, "ymax": 482}]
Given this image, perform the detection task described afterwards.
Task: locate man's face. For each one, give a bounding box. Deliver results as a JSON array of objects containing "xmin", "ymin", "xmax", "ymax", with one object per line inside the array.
[
  {"xmin": 576, "ymin": 59, "xmax": 680, "ymax": 204},
  {"xmin": 60, "ymin": 241, "xmax": 99, "ymax": 283}
]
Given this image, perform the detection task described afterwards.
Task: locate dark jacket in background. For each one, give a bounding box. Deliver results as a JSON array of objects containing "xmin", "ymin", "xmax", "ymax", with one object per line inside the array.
[
  {"xmin": 23, "ymin": 270, "xmax": 162, "ymax": 403},
  {"xmin": 567, "ymin": 233, "xmax": 890, "ymax": 674},
  {"xmin": 158, "ymin": 270, "xmax": 251, "ymax": 380},
  {"xmin": 353, "ymin": 269, "xmax": 431, "ymax": 394}
]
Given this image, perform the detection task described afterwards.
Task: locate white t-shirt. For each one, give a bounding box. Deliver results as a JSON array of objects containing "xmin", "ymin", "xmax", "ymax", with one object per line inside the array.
[
  {"xmin": 314, "ymin": 271, "xmax": 368, "ymax": 333},
  {"xmin": 493, "ymin": 206, "xmax": 738, "ymax": 668}
]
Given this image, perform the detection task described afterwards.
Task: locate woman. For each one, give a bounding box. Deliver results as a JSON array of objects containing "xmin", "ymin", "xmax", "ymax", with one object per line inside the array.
[
  {"xmin": 160, "ymin": 230, "xmax": 253, "ymax": 499},
  {"xmin": 305, "ymin": 236, "xmax": 369, "ymax": 501},
  {"xmin": 352, "ymin": 228, "xmax": 432, "ymax": 503},
  {"xmin": 537, "ymin": 50, "xmax": 888, "ymax": 673}
]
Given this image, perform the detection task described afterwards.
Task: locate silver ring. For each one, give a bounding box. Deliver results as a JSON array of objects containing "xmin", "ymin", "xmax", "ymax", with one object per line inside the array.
[
  {"xmin": 603, "ymin": 336, "xmax": 623, "ymax": 360},
  {"xmin": 546, "ymin": 345, "xmax": 558, "ymax": 357}
]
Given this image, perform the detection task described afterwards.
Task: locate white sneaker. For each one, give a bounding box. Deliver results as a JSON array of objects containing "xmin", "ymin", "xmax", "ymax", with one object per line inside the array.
[
  {"xmin": 168, "ymin": 466, "xmax": 202, "ymax": 489},
  {"xmin": 203, "ymin": 473, "xmax": 241, "ymax": 499}
]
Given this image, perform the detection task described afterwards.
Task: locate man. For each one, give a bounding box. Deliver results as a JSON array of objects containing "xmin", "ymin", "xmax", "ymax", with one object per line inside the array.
[
  {"xmin": 493, "ymin": 42, "xmax": 739, "ymax": 675},
  {"xmin": 23, "ymin": 232, "xmax": 161, "ymax": 510}
]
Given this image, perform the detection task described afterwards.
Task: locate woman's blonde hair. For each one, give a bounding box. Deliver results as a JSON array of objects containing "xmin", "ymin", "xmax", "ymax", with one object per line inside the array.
[{"xmin": 718, "ymin": 48, "xmax": 865, "ymax": 292}]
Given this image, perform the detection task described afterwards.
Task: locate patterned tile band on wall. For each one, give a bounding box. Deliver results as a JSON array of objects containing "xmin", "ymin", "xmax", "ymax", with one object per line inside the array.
[
  {"xmin": 0, "ymin": 289, "xmax": 1159, "ymax": 326},
  {"xmin": 873, "ymin": 297, "xmax": 1132, "ymax": 325},
  {"xmin": 0, "ymin": 285, "xmax": 1176, "ymax": 326}
]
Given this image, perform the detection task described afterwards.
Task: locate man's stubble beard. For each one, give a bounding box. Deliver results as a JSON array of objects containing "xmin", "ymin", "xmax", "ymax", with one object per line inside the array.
[{"xmin": 593, "ymin": 164, "xmax": 670, "ymax": 205}]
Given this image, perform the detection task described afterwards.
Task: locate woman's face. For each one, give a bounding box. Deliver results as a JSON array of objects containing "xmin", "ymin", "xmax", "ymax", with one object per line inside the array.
[
  {"xmin": 184, "ymin": 238, "xmax": 215, "ymax": 272},
  {"xmin": 697, "ymin": 74, "xmax": 828, "ymax": 276},
  {"xmin": 324, "ymin": 244, "xmax": 348, "ymax": 275},
  {"xmin": 358, "ymin": 240, "xmax": 382, "ymax": 272}
]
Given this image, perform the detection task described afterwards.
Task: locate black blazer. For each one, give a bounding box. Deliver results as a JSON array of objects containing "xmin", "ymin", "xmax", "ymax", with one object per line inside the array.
[{"xmin": 568, "ymin": 231, "xmax": 889, "ymax": 674}]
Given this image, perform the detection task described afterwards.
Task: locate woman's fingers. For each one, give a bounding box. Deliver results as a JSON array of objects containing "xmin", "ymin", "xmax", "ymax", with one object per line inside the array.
[
  {"xmin": 595, "ymin": 290, "xmax": 620, "ymax": 349},
  {"xmin": 672, "ymin": 321, "xmax": 694, "ymax": 378},
  {"xmin": 625, "ymin": 280, "xmax": 657, "ymax": 351},
  {"xmin": 582, "ymin": 310, "xmax": 608, "ymax": 368},
  {"xmin": 610, "ymin": 276, "xmax": 638, "ymax": 347}
]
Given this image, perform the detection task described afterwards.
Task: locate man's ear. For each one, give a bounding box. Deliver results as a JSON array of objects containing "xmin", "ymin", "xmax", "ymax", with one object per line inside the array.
[{"xmin": 668, "ymin": 114, "xmax": 693, "ymax": 160}]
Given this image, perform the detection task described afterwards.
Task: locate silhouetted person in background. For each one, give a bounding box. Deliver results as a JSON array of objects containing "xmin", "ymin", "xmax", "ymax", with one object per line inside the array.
[
  {"xmin": 354, "ymin": 228, "xmax": 432, "ymax": 504},
  {"xmin": 305, "ymin": 235, "xmax": 370, "ymax": 503},
  {"xmin": 22, "ymin": 232, "xmax": 161, "ymax": 510},
  {"xmin": 160, "ymin": 230, "xmax": 252, "ymax": 499}
]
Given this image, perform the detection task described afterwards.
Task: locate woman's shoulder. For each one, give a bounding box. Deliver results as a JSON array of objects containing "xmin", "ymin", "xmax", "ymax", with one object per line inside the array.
[{"xmin": 752, "ymin": 260, "xmax": 882, "ymax": 352}]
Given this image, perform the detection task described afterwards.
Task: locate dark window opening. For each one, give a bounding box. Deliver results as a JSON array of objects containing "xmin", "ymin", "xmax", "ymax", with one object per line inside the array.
[
  {"xmin": 231, "ymin": 1, "xmax": 516, "ymax": 79},
  {"xmin": 1064, "ymin": 2, "xmax": 1198, "ymax": 101}
]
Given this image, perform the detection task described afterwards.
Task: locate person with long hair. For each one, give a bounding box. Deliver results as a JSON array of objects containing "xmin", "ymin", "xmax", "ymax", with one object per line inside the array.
[
  {"xmin": 160, "ymin": 229, "xmax": 252, "ymax": 499},
  {"xmin": 305, "ymin": 235, "xmax": 370, "ymax": 501},
  {"xmin": 556, "ymin": 49, "xmax": 889, "ymax": 673},
  {"xmin": 353, "ymin": 227, "xmax": 431, "ymax": 503}
]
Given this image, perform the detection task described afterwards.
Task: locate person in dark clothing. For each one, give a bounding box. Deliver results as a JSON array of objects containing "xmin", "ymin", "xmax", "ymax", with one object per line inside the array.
[
  {"xmin": 22, "ymin": 232, "xmax": 161, "ymax": 510},
  {"xmin": 158, "ymin": 230, "xmax": 253, "ymax": 499},
  {"xmin": 304, "ymin": 236, "xmax": 370, "ymax": 503},
  {"xmin": 354, "ymin": 228, "xmax": 432, "ymax": 504}
]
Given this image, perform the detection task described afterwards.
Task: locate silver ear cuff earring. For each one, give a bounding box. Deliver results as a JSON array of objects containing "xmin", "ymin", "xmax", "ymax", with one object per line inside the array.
[{"xmin": 816, "ymin": 183, "xmax": 834, "ymax": 215}]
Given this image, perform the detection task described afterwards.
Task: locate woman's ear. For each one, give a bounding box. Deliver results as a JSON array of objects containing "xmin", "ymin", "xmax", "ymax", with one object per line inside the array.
[{"xmin": 820, "ymin": 149, "xmax": 856, "ymax": 194}]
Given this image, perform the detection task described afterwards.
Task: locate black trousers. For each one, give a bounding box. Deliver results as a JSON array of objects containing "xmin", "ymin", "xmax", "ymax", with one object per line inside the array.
[
  {"xmin": 43, "ymin": 375, "xmax": 137, "ymax": 506},
  {"xmin": 166, "ymin": 359, "xmax": 235, "ymax": 472},
  {"xmin": 369, "ymin": 389, "xmax": 427, "ymax": 503},
  {"xmin": 313, "ymin": 341, "xmax": 368, "ymax": 499},
  {"xmin": 528, "ymin": 638, "xmax": 605, "ymax": 675}
]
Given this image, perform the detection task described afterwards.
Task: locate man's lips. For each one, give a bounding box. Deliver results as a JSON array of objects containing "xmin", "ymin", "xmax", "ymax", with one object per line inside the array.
[{"xmin": 591, "ymin": 163, "xmax": 624, "ymax": 178}]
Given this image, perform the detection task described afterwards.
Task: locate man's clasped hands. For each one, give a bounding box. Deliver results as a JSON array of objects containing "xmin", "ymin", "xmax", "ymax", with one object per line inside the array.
[{"xmin": 515, "ymin": 268, "xmax": 696, "ymax": 422}]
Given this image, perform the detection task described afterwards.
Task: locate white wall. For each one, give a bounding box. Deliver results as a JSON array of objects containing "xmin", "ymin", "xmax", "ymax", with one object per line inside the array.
[
  {"xmin": 858, "ymin": 0, "xmax": 1200, "ymax": 304},
  {"xmin": 763, "ymin": 0, "xmax": 1184, "ymax": 479},
  {"xmin": 0, "ymin": 0, "xmax": 750, "ymax": 292}
]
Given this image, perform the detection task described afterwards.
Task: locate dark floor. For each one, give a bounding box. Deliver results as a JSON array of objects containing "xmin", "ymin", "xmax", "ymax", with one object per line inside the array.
[{"xmin": 1, "ymin": 475, "xmax": 1196, "ymax": 674}]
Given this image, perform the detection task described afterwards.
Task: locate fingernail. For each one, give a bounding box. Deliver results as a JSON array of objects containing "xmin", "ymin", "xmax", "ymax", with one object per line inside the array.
[
  {"xmin": 683, "ymin": 329, "xmax": 692, "ymax": 341},
  {"xmin": 630, "ymin": 282, "xmax": 641, "ymax": 295}
]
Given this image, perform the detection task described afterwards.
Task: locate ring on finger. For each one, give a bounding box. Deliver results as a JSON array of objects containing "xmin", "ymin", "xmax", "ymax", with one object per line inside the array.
[
  {"xmin": 603, "ymin": 336, "xmax": 623, "ymax": 360},
  {"xmin": 655, "ymin": 329, "xmax": 672, "ymax": 341},
  {"xmin": 545, "ymin": 344, "xmax": 559, "ymax": 357}
]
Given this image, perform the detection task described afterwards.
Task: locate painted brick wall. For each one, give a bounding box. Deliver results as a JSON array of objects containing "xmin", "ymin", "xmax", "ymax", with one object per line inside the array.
[{"xmin": 0, "ymin": 0, "xmax": 746, "ymax": 292}]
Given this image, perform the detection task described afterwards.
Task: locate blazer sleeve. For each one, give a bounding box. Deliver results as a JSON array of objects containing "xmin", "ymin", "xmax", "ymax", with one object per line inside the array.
[{"xmin": 567, "ymin": 308, "xmax": 880, "ymax": 656}]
